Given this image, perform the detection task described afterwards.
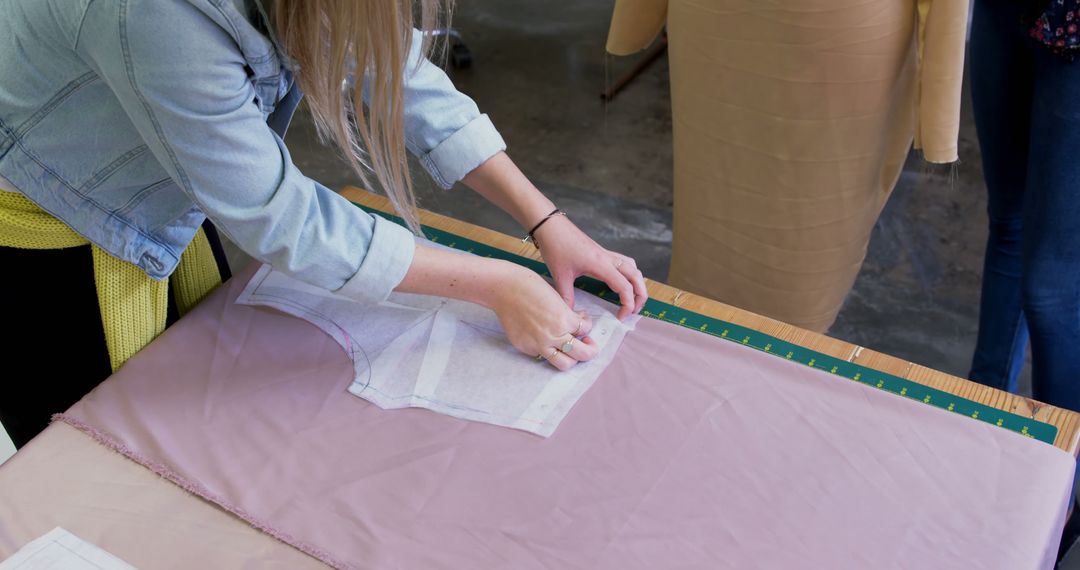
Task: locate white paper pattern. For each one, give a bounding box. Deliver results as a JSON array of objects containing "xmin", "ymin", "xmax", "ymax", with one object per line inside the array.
[
  {"xmin": 0, "ymin": 528, "xmax": 138, "ymax": 570},
  {"xmin": 237, "ymin": 262, "xmax": 636, "ymax": 437}
]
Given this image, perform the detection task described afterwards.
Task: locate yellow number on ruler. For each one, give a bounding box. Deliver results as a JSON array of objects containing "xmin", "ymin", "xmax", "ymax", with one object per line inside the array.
[
  {"xmin": 996, "ymin": 419, "xmax": 1004, "ymax": 427},
  {"xmin": 971, "ymin": 411, "xmax": 979, "ymax": 419},
  {"xmin": 721, "ymin": 330, "xmax": 729, "ymax": 337},
  {"xmin": 764, "ymin": 343, "xmax": 772, "ymax": 352},
  {"xmin": 679, "ymin": 318, "xmax": 687, "ymax": 325},
  {"xmin": 923, "ymin": 395, "xmax": 931, "ymax": 404},
  {"xmin": 742, "ymin": 336, "xmax": 750, "ymax": 344},
  {"xmin": 900, "ymin": 387, "xmax": 907, "ymax": 396},
  {"xmin": 830, "ymin": 366, "xmax": 838, "ymax": 374},
  {"xmin": 948, "ymin": 403, "xmax": 955, "ymax": 412},
  {"xmin": 808, "ymin": 359, "xmax": 816, "ymax": 367},
  {"xmin": 699, "ymin": 324, "xmax": 707, "ymax": 331},
  {"xmin": 876, "ymin": 380, "xmax": 884, "ymax": 388}
]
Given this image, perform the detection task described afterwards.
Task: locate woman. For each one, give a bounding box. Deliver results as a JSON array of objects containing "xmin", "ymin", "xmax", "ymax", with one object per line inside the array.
[
  {"xmin": 968, "ymin": 0, "xmax": 1080, "ymax": 561},
  {"xmin": 969, "ymin": 0, "xmax": 1080, "ymax": 420},
  {"xmin": 0, "ymin": 0, "xmax": 647, "ymax": 448}
]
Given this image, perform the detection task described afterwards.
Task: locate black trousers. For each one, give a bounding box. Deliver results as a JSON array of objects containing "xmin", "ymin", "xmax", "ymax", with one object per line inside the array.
[{"xmin": 0, "ymin": 221, "xmax": 230, "ymax": 449}]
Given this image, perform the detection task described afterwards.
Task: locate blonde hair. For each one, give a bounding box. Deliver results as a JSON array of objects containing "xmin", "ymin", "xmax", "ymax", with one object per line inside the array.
[{"xmin": 273, "ymin": 0, "xmax": 450, "ymax": 233}]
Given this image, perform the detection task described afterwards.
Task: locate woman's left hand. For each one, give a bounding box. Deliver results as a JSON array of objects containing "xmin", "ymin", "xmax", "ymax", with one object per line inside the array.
[
  {"xmin": 458, "ymin": 151, "xmax": 647, "ymax": 319},
  {"xmin": 532, "ymin": 215, "xmax": 648, "ymax": 321}
]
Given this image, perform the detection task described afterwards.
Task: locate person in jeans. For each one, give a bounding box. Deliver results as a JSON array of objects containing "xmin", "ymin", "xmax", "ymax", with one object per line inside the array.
[{"xmin": 968, "ymin": 0, "xmax": 1080, "ymax": 561}]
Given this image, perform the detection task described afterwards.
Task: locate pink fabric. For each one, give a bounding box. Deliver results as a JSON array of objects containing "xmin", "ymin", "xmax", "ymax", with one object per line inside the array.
[
  {"xmin": 0, "ymin": 423, "xmax": 326, "ymax": 569},
  {"xmin": 58, "ymin": 264, "xmax": 1074, "ymax": 570}
]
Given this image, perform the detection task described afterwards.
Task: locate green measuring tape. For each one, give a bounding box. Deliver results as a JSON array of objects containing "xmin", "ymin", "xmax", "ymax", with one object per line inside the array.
[{"xmin": 356, "ymin": 204, "xmax": 1059, "ymax": 445}]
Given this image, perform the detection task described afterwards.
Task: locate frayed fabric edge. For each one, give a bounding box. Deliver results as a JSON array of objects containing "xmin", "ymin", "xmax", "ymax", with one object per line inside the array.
[{"xmin": 50, "ymin": 413, "xmax": 355, "ymax": 570}]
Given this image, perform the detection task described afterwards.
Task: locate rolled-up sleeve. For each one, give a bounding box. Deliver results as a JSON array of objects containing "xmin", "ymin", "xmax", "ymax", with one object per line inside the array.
[
  {"xmin": 399, "ymin": 30, "xmax": 507, "ymax": 189},
  {"xmin": 77, "ymin": 0, "xmax": 413, "ymax": 303}
]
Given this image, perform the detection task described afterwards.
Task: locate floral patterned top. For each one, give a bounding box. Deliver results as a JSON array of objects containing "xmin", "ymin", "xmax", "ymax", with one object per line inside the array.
[{"xmin": 1030, "ymin": 0, "xmax": 1080, "ymax": 55}]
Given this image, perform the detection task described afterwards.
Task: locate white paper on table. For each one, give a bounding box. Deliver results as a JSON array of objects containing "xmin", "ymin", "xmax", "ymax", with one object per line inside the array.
[
  {"xmin": 0, "ymin": 527, "xmax": 137, "ymax": 570},
  {"xmin": 236, "ymin": 256, "xmax": 637, "ymax": 437}
]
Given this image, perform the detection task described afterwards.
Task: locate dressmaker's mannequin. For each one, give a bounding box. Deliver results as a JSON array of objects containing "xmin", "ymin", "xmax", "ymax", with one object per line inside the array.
[{"xmin": 608, "ymin": 0, "xmax": 968, "ymax": 331}]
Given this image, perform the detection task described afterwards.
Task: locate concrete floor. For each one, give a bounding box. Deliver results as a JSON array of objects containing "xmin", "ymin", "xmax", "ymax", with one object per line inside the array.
[{"xmin": 2, "ymin": 0, "xmax": 1073, "ymax": 563}]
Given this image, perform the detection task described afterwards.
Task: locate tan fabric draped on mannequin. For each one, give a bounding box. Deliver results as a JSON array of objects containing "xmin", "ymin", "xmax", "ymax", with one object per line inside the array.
[{"xmin": 608, "ymin": 0, "xmax": 968, "ymax": 332}]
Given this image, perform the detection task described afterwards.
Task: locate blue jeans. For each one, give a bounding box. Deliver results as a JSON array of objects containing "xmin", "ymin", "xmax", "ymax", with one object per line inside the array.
[{"xmin": 969, "ymin": 0, "xmax": 1080, "ymax": 413}]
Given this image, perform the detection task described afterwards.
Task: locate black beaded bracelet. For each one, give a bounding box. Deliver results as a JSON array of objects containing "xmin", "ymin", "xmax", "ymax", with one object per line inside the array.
[{"xmin": 522, "ymin": 208, "xmax": 566, "ymax": 249}]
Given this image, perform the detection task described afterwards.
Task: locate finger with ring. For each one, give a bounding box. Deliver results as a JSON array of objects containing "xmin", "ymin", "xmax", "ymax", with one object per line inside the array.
[
  {"xmin": 568, "ymin": 312, "xmax": 594, "ymax": 338},
  {"xmin": 572, "ymin": 317, "xmax": 585, "ymax": 336},
  {"xmin": 541, "ymin": 347, "xmax": 561, "ymax": 361},
  {"xmin": 556, "ymin": 334, "xmax": 601, "ymax": 362},
  {"xmin": 543, "ymin": 348, "xmax": 578, "ymax": 371}
]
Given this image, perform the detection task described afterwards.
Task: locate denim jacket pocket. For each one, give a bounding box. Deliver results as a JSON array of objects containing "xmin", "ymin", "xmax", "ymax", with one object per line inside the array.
[
  {"xmin": 250, "ymin": 73, "xmax": 281, "ymax": 117},
  {"xmin": 246, "ymin": 46, "xmax": 285, "ymax": 118}
]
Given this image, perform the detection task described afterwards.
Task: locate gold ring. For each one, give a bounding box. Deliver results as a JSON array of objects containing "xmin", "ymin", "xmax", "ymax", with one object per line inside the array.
[
  {"xmin": 545, "ymin": 348, "xmax": 560, "ymax": 360},
  {"xmin": 572, "ymin": 318, "xmax": 584, "ymax": 337}
]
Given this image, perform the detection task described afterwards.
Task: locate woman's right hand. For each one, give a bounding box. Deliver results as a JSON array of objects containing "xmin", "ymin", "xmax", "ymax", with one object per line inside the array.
[
  {"xmin": 395, "ymin": 244, "xmax": 600, "ymax": 370},
  {"xmin": 490, "ymin": 264, "xmax": 599, "ymax": 370}
]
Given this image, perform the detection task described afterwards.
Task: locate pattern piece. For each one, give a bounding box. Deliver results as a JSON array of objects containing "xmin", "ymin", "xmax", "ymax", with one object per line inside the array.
[
  {"xmin": 0, "ymin": 527, "xmax": 136, "ymax": 570},
  {"xmin": 237, "ymin": 264, "xmax": 636, "ymax": 437}
]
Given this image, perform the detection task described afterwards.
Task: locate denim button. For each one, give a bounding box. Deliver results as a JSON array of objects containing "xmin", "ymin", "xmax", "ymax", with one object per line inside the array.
[{"xmin": 140, "ymin": 251, "xmax": 164, "ymax": 272}]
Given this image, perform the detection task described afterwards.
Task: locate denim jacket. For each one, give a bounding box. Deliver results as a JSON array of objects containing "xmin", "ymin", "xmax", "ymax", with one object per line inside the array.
[{"xmin": 0, "ymin": 0, "xmax": 506, "ymax": 303}]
